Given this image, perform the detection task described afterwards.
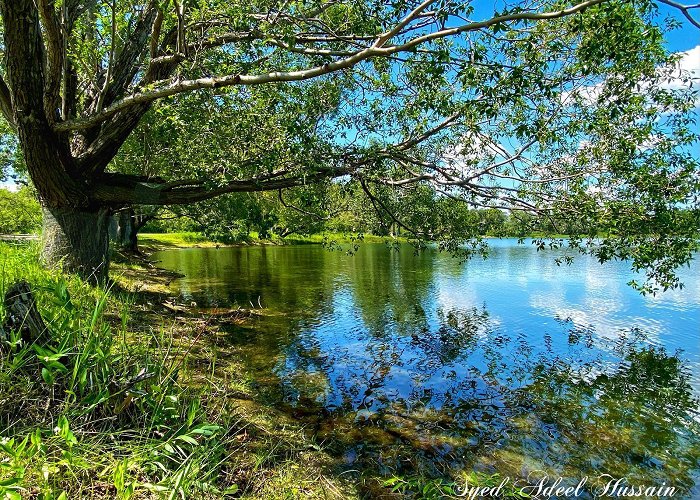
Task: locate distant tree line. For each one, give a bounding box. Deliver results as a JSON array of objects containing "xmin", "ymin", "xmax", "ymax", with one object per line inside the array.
[
  {"xmin": 108, "ymin": 190, "xmax": 604, "ymax": 241},
  {"xmin": 0, "ymin": 185, "xmax": 555, "ymax": 240}
]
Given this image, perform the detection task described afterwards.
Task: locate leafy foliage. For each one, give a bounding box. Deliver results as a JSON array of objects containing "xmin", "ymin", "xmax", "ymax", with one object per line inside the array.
[{"xmin": 0, "ymin": 187, "xmax": 41, "ymax": 234}]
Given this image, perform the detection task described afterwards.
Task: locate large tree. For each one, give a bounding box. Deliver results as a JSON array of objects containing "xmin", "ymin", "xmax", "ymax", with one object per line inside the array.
[{"xmin": 0, "ymin": 0, "xmax": 698, "ymax": 287}]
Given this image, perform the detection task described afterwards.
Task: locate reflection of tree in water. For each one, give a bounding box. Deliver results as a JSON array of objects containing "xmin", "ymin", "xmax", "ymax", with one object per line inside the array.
[
  {"xmin": 411, "ymin": 307, "xmax": 490, "ymax": 366},
  {"xmin": 161, "ymin": 246, "xmax": 339, "ymax": 314},
  {"xmin": 230, "ymin": 261, "xmax": 700, "ymax": 495},
  {"xmin": 278, "ymin": 304, "xmax": 493, "ymax": 413},
  {"xmin": 308, "ymin": 320, "xmax": 700, "ymax": 497},
  {"xmin": 259, "ymin": 245, "xmax": 442, "ymax": 409},
  {"xmin": 502, "ymin": 344, "xmax": 700, "ymax": 495},
  {"xmin": 346, "ymin": 246, "xmax": 436, "ymax": 339}
]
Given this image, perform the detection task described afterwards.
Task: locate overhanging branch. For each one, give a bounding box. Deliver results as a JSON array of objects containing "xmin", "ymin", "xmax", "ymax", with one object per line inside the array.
[
  {"xmin": 657, "ymin": 0, "xmax": 700, "ymax": 28},
  {"xmin": 91, "ymin": 166, "xmax": 354, "ymax": 206}
]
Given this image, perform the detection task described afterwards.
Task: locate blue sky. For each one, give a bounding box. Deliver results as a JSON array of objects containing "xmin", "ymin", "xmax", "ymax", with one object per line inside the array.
[
  {"xmin": 654, "ymin": 3, "xmax": 700, "ymax": 159},
  {"xmin": 658, "ymin": 2, "xmax": 700, "ymax": 53},
  {"xmin": 657, "ymin": 4, "xmax": 700, "ymax": 94}
]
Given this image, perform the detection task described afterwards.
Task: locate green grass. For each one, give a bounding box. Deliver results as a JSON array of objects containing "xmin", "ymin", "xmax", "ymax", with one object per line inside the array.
[
  {"xmin": 276, "ymin": 231, "xmax": 409, "ymax": 245},
  {"xmin": 139, "ymin": 232, "xmax": 214, "ymax": 249},
  {"xmin": 139, "ymin": 231, "xmax": 409, "ymax": 251},
  {"xmin": 139, "ymin": 230, "xmax": 591, "ymax": 252}
]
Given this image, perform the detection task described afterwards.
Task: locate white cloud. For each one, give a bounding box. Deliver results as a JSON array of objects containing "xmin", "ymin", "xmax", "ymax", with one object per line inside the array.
[
  {"xmin": 561, "ymin": 44, "xmax": 700, "ymax": 107},
  {"xmin": 661, "ymin": 44, "xmax": 700, "ymax": 90},
  {"xmin": 0, "ymin": 180, "xmax": 18, "ymax": 192}
]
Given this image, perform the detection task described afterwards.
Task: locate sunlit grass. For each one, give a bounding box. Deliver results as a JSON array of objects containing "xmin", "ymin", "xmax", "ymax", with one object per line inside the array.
[
  {"xmin": 140, "ymin": 231, "xmax": 409, "ymax": 251},
  {"xmin": 139, "ymin": 232, "xmax": 214, "ymax": 249}
]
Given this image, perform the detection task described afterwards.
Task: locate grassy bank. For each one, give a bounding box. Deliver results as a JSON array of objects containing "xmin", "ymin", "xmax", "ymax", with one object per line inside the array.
[
  {"xmin": 0, "ymin": 242, "xmax": 237, "ymax": 498},
  {"xmin": 139, "ymin": 232, "xmax": 216, "ymax": 249},
  {"xmin": 0, "ymin": 242, "xmax": 363, "ymax": 499},
  {"xmin": 138, "ymin": 231, "xmax": 586, "ymax": 253},
  {"xmin": 138, "ymin": 231, "xmax": 408, "ymax": 252}
]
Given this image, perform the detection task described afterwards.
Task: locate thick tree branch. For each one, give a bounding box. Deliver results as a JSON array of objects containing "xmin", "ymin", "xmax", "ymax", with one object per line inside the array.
[
  {"xmin": 59, "ymin": 0, "xmax": 88, "ymax": 122},
  {"xmin": 77, "ymin": 12, "xmax": 185, "ymax": 174},
  {"xmin": 0, "ymin": 0, "xmax": 85, "ymax": 207},
  {"xmin": 173, "ymin": 0, "xmax": 187, "ymax": 56},
  {"xmin": 95, "ymin": 0, "xmax": 117, "ymax": 113},
  {"xmin": 91, "ymin": 166, "xmax": 354, "ymax": 206},
  {"xmin": 93, "ymin": 1, "xmax": 159, "ymax": 112},
  {"xmin": 37, "ymin": 0, "xmax": 64, "ymax": 123},
  {"xmin": 64, "ymin": 0, "xmax": 95, "ymax": 25},
  {"xmin": 1, "ymin": 1, "xmax": 47, "ymax": 114},
  {"xmin": 150, "ymin": 7, "xmax": 164, "ymax": 58}
]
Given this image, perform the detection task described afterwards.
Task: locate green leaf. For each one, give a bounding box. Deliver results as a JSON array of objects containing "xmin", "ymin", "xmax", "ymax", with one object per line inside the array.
[
  {"xmin": 41, "ymin": 367, "xmax": 54, "ymax": 385},
  {"xmin": 175, "ymin": 434, "xmax": 199, "ymax": 446},
  {"xmin": 223, "ymin": 484, "xmax": 239, "ymax": 495}
]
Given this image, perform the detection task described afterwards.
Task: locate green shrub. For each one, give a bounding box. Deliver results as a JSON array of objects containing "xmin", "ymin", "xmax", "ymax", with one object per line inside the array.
[{"xmin": 0, "ymin": 187, "xmax": 42, "ymax": 234}]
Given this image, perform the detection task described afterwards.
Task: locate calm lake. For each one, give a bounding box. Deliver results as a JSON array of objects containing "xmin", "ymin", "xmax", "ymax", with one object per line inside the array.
[{"xmin": 154, "ymin": 239, "xmax": 700, "ymax": 497}]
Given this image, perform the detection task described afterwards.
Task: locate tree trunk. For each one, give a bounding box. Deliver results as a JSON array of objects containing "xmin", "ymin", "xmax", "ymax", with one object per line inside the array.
[
  {"xmin": 40, "ymin": 206, "xmax": 111, "ymax": 284},
  {"xmin": 109, "ymin": 209, "xmax": 139, "ymax": 252},
  {"xmin": 109, "ymin": 208, "xmax": 154, "ymax": 253},
  {"xmin": 123, "ymin": 221, "xmax": 139, "ymax": 253}
]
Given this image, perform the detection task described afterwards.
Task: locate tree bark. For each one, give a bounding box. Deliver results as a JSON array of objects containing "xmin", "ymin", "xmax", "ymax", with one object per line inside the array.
[
  {"xmin": 0, "ymin": 1, "xmax": 111, "ymax": 283},
  {"xmin": 40, "ymin": 207, "xmax": 111, "ymax": 284},
  {"xmin": 109, "ymin": 208, "xmax": 139, "ymax": 253}
]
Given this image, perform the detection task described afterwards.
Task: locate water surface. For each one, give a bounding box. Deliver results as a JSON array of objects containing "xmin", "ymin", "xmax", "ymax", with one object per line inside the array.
[{"xmin": 155, "ymin": 240, "xmax": 700, "ymax": 497}]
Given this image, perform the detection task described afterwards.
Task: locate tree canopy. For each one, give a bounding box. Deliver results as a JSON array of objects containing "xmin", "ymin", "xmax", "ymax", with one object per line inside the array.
[{"xmin": 0, "ymin": 0, "xmax": 698, "ymax": 287}]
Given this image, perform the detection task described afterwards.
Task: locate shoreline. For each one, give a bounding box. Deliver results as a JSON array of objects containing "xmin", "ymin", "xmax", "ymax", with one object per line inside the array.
[
  {"xmin": 137, "ymin": 231, "xmax": 413, "ymax": 253},
  {"xmin": 99, "ymin": 246, "xmax": 369, "ymax": 498}
]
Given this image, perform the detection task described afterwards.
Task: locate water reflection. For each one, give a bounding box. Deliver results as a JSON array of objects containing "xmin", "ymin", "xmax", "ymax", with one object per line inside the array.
[{"xmin": 155, "ymin": 241, "xmax": 700, "ymax": 496}]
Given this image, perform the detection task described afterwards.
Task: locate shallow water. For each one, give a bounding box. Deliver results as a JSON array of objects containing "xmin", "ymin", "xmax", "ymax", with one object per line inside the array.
[{"xmin": 155, "ymin": 239, "xmax": 700, "ymax": 497}]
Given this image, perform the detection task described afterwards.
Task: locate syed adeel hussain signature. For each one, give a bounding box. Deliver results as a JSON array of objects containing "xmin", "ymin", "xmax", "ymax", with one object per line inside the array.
[{"xmin": 454, "ymin": 473, "xmax": 679, "ymax": 499}]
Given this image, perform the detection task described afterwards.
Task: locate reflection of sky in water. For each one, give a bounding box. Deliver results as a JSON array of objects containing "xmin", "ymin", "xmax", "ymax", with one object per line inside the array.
[
  {"xmin": 157, "ymin": 240, "xmax": 700, "ymax": 399},
  {"xmin": 431, "ymin": 242, "xmax": 699, "ymax": 393}
]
